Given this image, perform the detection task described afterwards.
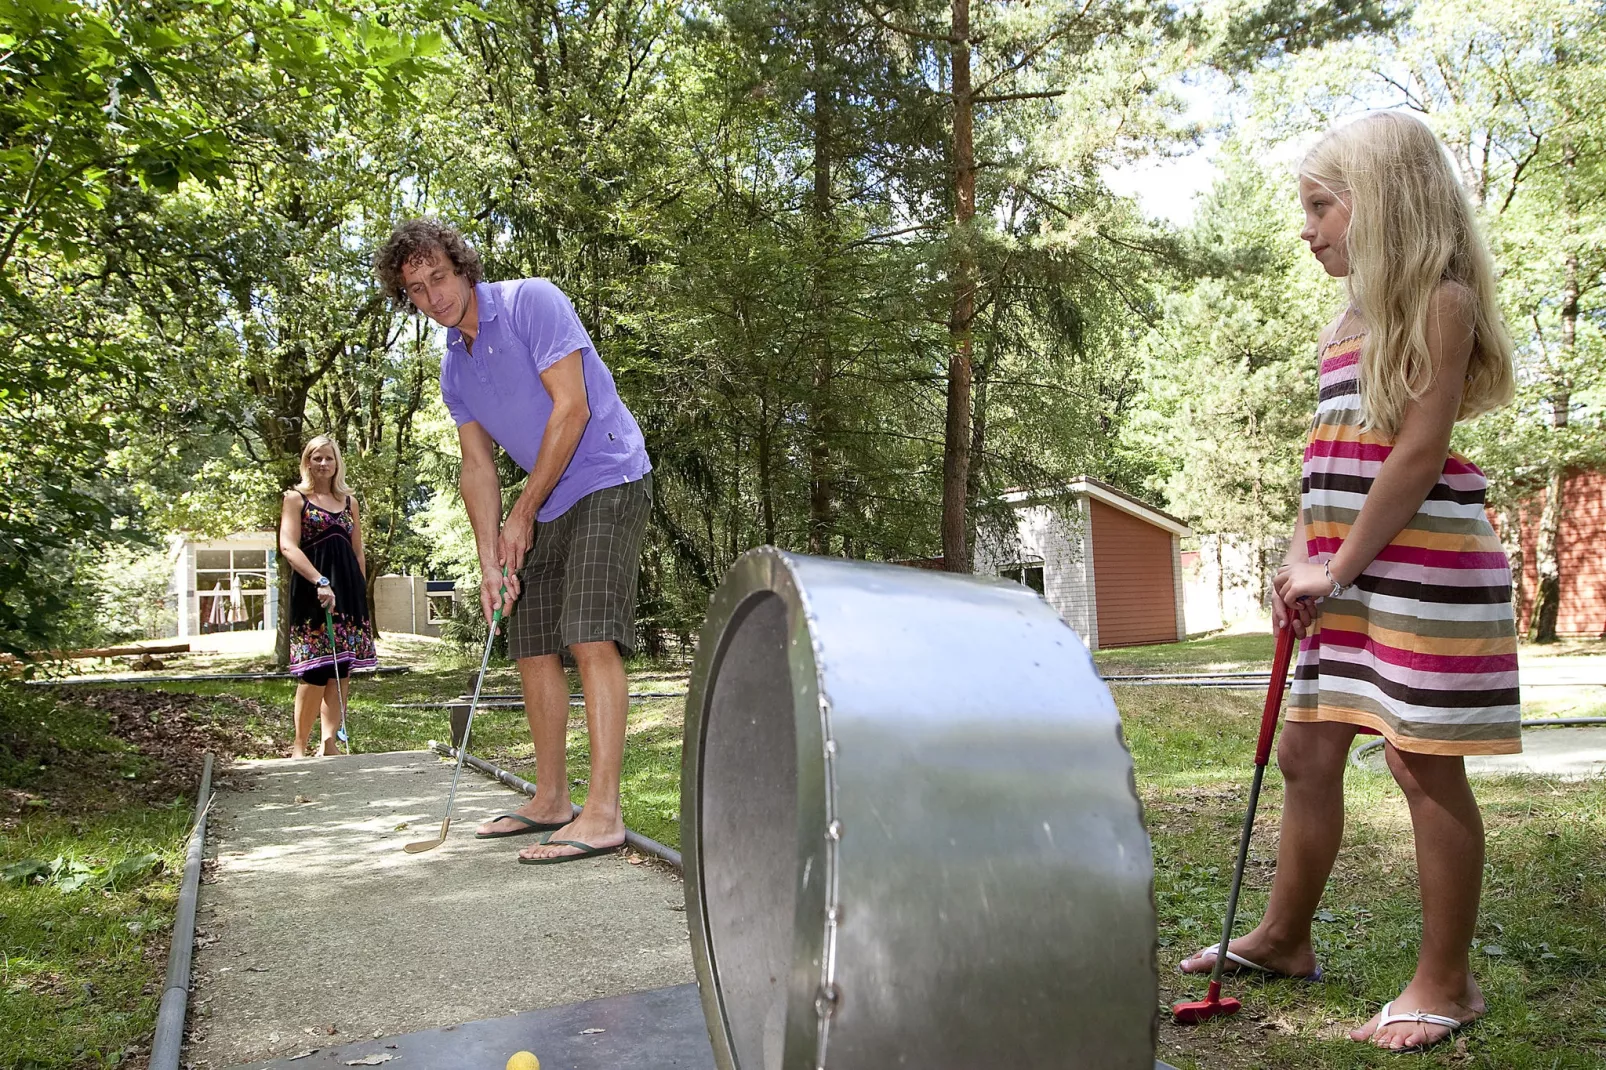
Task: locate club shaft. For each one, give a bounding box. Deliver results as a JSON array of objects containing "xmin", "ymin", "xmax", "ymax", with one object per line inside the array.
[
  {"xmin": 1206, "ymin": 623, "xmax": 1295, "ymax": 987},
  {"xmin": 437, "ymin": 611, "xmax": 501, "ymax": 832},
  {"xmin": 1207, "ymin": 762, "xmax": 1267, "ymax": 986},
  {"xmin": 326, "ymin": 610, "xmax": 351, "ymax": 751}
]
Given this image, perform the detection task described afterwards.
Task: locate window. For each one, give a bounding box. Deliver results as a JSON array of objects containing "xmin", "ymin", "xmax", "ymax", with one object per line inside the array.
[
  {"xmin": 1002, "ymin": 563, "xmax": 1045, "ymax": 595},
  {"xmin": 426, "ymin": 579, "xmax": 456, "ymax": 625},
  {"xmin": 427, "ymin": 594, "xmax": 455, "ymax": 625},
  {"xmin": 194, "ymin": 546, "xmax": 274, "ymax": 632}
]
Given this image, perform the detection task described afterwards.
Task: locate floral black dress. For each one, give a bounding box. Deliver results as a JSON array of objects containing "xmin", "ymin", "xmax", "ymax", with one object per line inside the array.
[{"xmin": 287, "ymin": 493, "xmax": 377, "ymax": 679}]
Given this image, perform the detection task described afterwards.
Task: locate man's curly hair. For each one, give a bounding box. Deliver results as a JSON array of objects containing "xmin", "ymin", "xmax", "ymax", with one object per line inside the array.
[{"xmin": 373, "ymin": 219, "xmax": 484, "ymax": 309}]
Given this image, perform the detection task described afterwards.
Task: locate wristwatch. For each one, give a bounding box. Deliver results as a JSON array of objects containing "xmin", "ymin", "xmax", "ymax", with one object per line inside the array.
[
  {"xmin": 1324, "ymin": 561, "xmax": 1352, "ymax": 599},
  {"xmin": 316, "ymin": 576, "xmax": 331, "ymax": 588}
]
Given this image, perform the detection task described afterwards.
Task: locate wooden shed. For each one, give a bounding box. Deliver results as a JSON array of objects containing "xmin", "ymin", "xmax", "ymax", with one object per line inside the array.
[{"xmin": 975, "ymin": 477, "xmax": 1191, "ymax": 651}]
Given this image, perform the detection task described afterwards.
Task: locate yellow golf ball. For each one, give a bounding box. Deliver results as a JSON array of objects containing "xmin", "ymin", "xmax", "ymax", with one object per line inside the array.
[{"xmin": 506, "ymin": 1053, "xmax": 539, "ymax": 1070}]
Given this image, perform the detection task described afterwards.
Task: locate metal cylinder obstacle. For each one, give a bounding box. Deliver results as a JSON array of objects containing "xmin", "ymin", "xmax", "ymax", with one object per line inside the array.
[{"xmin": 681, "ymin": 549, "xmax": 1157, "ymax": 1070}]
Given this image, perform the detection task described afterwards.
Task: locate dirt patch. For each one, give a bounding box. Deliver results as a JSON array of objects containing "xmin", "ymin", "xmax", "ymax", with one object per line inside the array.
[
  {"xmin": 2, "ymin": 687, "xmax": 287, "ymax": 824},
  {"xmin": 81, "ymin": 685, "xmax": 279, "ymax": 750}
]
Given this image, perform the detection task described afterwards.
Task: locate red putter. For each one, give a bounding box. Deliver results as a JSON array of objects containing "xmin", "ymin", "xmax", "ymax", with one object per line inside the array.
[{"xmin": 1172, "ymin": 621, "xmax": 1298, "ymax": 1024}]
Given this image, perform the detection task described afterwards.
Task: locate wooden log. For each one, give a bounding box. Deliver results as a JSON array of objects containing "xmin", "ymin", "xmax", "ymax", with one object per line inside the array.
[{"xmin": 25, "ymin": 641, "xmax": 191, "ymax": 660}]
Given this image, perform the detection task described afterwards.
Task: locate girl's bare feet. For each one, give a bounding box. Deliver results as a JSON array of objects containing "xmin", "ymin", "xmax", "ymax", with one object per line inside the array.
[
  {"xmin": 1350, "ymin": 976, "xmax": 1484, "ymax": 1051},
  {"xmin": 1177, "ymin": 927, "xmax": 1320, "ymax": 980}
]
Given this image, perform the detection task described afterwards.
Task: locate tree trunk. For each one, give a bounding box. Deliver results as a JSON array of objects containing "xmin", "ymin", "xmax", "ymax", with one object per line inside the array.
[
  {"xmin": 275, "ymin": 553, "xmax": 294, "ymax": 667},
  {"xmin": 1530, "ymin": 239, "xmax": 1577, "ymax": 643},
  {"xmin": 807, "ymin": 27, "xmax": 835, "ymax": 556},
  {"xmin": 942, "ymin": 0, "xmax": 975, "ymax": 573},
  {"xmin": 1216, "ymin": 536, "xmax": 1226, "ymax": 623},
  {"xmin": 758, "ymin": 395, "xmax": 777, "ymax": 546},
  {"xmin": 1494, "ymin": 508, "xmax": 1525, "ymax": 629},
  {"xmin": 965, "ymin": 355, "xmax": 989, "ymax": 571},
  {"xmin": 1529, "ymin": 468, "xmax": 1565, "ymax": 642}
]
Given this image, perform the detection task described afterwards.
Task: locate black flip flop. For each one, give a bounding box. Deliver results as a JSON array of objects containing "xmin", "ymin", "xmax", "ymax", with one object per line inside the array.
[
  {"xmin": 516, "ymin": 839, "xmax": 624, "ymax": 865},
  {"xmin": 474, "ymin": 813, "xmax": 570, "ymax": 839}
]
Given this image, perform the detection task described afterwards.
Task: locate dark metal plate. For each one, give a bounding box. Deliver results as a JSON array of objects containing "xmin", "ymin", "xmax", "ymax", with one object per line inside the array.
[{"xmin": 229, "ymin": 984, "xmax": 715, "ymax": 1070}]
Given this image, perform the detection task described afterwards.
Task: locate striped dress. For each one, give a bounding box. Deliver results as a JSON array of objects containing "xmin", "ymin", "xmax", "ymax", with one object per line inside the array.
[{"xmin": 1288, "ymin": 330, "xmax": 1522, "ymax": 756}]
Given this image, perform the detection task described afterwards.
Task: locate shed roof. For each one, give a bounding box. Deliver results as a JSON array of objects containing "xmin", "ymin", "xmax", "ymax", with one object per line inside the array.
[{"xmin": 999, "ymin": 477, "xmax": 1191, "ymax": 537}]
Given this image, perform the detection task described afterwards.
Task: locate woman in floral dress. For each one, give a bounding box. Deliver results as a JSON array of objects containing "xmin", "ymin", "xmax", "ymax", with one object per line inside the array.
[{"xmin": 277, "ymin": 436, "xmax": 377, "ymax": 757}]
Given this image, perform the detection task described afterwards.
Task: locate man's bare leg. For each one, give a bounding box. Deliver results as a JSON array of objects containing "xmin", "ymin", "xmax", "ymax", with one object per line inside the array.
[
  {"xmin": 518, "ymin": 640, "xmax": 628, "ymax": 860},
  {"xmin": 475, "ymin": 653, "xmax": 574, "ymax": 834}
]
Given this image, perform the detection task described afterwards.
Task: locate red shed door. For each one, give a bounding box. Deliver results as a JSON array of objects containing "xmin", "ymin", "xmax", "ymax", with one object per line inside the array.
[{"xmin": 1090, "ymin": 498, "xmax": 1177, "ymax": 647}]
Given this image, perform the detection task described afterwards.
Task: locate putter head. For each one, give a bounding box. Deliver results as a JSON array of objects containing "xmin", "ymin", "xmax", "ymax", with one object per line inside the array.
[
  {"xmin": 402, "ymin": 818, "xmax": 450, "ymax": 854},
  {"xmin": 1171, "ymin": 993, "xmax": 1241, "ymax": 1024}
]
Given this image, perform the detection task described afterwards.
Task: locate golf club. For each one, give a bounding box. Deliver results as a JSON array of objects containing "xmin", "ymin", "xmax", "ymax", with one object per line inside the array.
[
  {"xmin": 324, "ymin": 608, "xmax": 353, "ymax": 754},
  {"xmin": 1172, "ymin": 620, "xmax": 1297, "ymax": 1025},
  {"xmin": 404, "ymin": 572, "xmax": 507, "ymax": 854}
]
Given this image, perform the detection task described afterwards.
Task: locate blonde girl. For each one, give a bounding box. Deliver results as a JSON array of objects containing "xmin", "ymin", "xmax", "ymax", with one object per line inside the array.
[
  {"xmin": 1180, "ymin": 112, "xmax": 1519, "ymax": 1054},
  {"xmin": 278, "ymin": 435, "xmax": 378, "ymax": 757}
]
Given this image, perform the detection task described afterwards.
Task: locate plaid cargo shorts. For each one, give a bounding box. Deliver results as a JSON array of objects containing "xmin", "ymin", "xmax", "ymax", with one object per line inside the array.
[{"xmin": 506, "ymin": 473, "xmax": 652, "ymax": 659}]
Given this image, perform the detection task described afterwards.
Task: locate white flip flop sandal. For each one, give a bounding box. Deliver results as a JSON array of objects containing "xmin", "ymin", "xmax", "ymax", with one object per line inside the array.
[
  {"xmin": 1180, "ymin": 943, "xmax": 1323, "ymax": 981},
  {"xmin": 1370, "ymin": 1000, "xmax": 1475, "ymax": 1053}
]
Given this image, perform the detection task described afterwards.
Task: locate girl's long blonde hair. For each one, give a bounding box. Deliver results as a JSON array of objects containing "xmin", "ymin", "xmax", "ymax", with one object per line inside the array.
[
  {"xmin": 295, "ymin": 435, "xmax": 354, "ymax": 497},
  {"xmin": 1301, "ymin": 111, "xmax": 1515, "ymax": 436}
]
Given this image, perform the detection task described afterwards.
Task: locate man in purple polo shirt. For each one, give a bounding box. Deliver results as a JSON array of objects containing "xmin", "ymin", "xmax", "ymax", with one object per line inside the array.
[{"xmin": 375, "ymin": 219, "xmax": 651, "ymax": 865}]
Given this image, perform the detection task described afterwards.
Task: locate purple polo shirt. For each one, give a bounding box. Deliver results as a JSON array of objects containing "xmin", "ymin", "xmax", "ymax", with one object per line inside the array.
[{"xmin": 440, "ymin": 279, "xmax": 651, "ymax": 522}]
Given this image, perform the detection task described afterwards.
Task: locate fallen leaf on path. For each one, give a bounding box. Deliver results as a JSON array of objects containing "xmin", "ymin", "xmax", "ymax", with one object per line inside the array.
[
  {"xmin": 581, "ymin": 1028, "xmax": 605, "ymax": 1035},
  {"xmin": 344, "ymin": 1055, "xmax": 392, "ymax": 1065},
  {"xmin": 245, "ymin": 965, "xmax": 268, "ymax": 972},
  {"xmin": 392, "ymin": 823, "xmax": 408, "ymax": 831},
  {"xmin": 295, "ymin": 795, "xmax": 313, "ymax": 804},
  {"xmin": 287, "ymin": 1050, "xmax": 318, "ymax": 1061}
]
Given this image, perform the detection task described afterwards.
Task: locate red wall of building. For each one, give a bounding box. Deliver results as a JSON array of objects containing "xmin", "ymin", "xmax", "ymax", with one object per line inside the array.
[
  {"xmin": 1504, "ymin": 468, "xmax": 1606, "ymax": 638},
  {"xmin": 1090, "ymin": 499, "xmax": 1178, "ymax": 647}
]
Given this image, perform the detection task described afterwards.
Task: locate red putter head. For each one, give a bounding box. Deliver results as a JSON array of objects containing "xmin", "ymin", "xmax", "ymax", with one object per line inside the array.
[{"xmin": 1172, "ymin": 980, "xmax": 1242, "ymax": 1024}]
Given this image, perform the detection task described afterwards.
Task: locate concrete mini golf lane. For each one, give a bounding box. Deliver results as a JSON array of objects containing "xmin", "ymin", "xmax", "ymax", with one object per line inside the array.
[{"xmin": 187, "ymin": 751, "xmax": 694, "ymax": 1070}]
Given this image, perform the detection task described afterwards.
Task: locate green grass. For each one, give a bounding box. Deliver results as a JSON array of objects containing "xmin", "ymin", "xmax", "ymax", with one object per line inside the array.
[
  {"xmin": 1137, "ymin": 686, "xmax": 1606, "ymax": 1069},
  {"xmin": 1096, "ymin": 631, "xmax": 1279, "ymax": 675},
  {"xmin": 0, "ymin": 688, "xmax": 195, "ymax": 1069},
  {"xmin": 6, "ymin": 632, "xmax": 1602, "ymax": 1067}
]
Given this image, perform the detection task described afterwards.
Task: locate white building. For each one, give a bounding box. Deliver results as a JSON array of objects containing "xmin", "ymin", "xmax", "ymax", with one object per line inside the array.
[
  {"xmin": 169, "ymin": 531, "xmax": 279, "ymax": 638},
  {"xmin": 372, "ymin": 575, "xmax": 457, "ymax": 638}
]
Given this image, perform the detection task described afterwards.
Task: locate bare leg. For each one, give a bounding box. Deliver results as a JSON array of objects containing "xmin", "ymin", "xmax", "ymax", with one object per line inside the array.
[
  {"xmin": 317, "ymin": 677, "xmax": 349, "ymax": 755},
  {"xmin": 1179, "ymin": 719, "xmax": 1357, "ymax": 978},
  {"xmin": 518, "ymin": 640, "xmax": 628, "ymax": 860},
  {"xmin": 291, "ymin": 683, "xmax": 322, "ymax": 758},
  {"xmin": 475, "ymin": 653, "xmax": 573, "ymax": 834},
  {"xmin": 1352, "ymin": 746, "xmax": 1486, "ymax": 1049}
]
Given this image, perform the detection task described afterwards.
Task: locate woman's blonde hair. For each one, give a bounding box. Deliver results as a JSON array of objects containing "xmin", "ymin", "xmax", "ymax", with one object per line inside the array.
[
  {"xmin": 1301, "ymin": 111, "xmax": 1515, "ymax": 436},
  {"xmin": 295, "ymin": 435, "xmax": 354, "ymax": 497}
]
